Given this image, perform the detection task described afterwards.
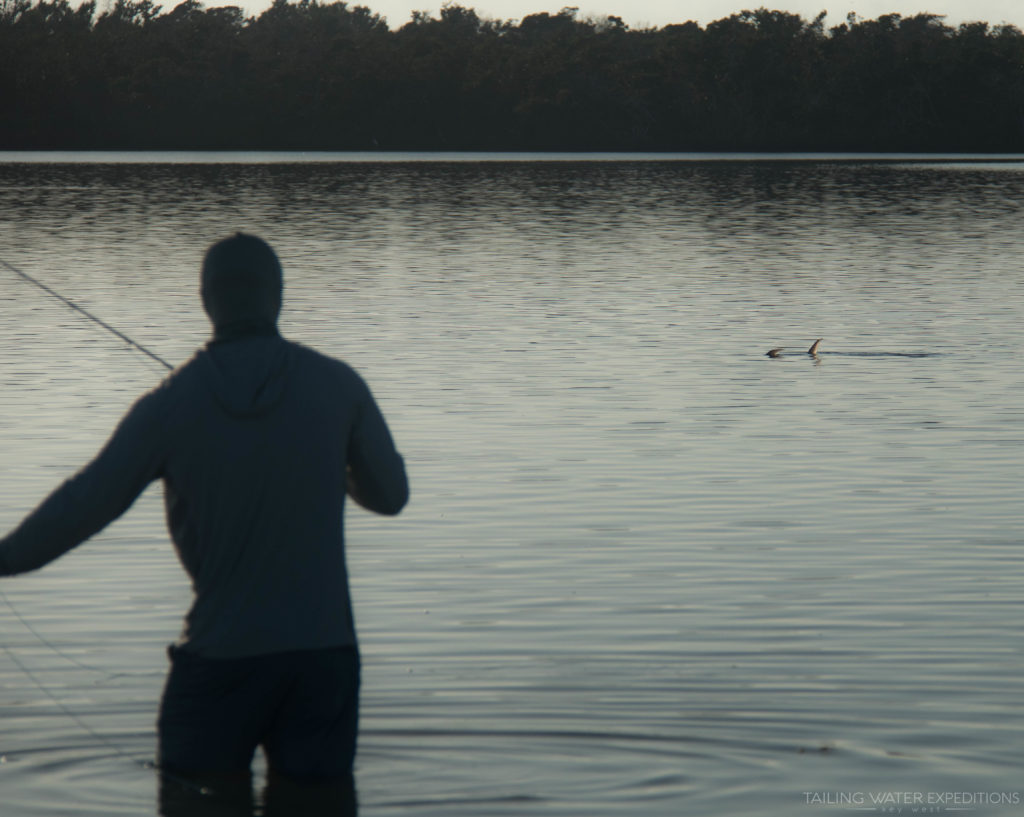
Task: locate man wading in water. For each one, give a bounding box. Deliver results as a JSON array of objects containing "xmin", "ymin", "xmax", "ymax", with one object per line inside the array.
[{"xmin": 0, "ymin": 234, "xmax": 409, "ymax": 814}]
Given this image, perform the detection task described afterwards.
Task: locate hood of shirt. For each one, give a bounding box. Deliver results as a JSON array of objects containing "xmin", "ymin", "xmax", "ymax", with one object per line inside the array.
[
  {"xmin": 198, "ymin": 334, "xmax": 292, "ymax": 417},
  {"xmin": 196, "ymin": 233, "xmax": 291, "ymax": 416}
]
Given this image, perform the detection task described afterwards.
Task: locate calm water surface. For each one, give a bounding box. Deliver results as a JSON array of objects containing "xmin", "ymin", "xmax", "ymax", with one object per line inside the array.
[{"xmin": 0, "ymin": 155, "xmax": 1021, "ymax": 815}]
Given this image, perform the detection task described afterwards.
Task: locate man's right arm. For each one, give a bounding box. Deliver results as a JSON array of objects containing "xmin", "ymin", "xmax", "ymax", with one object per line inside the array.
[
  {"xmin": 346, "ymin": 379, "xmax": 408, "ymax": 516},
  {"xmin": 0, "ymin": 391, "xmax": 165, "ymax": 576}
]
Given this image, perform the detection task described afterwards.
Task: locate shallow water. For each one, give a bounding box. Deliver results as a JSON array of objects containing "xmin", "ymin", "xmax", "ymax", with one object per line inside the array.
[{"xmin": 0, "ymin": 154, "xmax": 1022, "ymax": 815}]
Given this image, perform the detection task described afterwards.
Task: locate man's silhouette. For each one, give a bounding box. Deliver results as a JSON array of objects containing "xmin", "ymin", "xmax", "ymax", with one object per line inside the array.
[{"xmin": 0, "ymin": 233, "xmax": 408, "ymax": 804}]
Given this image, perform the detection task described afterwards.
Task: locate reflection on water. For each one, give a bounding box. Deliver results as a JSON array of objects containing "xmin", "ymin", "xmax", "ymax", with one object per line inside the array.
[{"xmin": 0, "ymin": 155, "xmax": 1023, "ymax": 816}]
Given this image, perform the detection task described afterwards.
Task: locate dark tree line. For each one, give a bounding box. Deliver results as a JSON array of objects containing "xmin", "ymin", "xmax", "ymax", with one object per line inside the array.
[{"xmin": 3, "ymin": 0, "xmax": 1024, "ymax": 151}]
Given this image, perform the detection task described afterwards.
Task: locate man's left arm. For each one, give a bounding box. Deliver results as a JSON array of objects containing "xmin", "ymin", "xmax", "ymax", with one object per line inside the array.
[{"xmin": 0, "ymin": 391, "xmax": 166, "ymax": 576}]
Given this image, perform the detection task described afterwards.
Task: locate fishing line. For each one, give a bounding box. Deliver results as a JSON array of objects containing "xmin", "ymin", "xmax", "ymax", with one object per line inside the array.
[
  {"xmin": 0, "ymin": 256, "xmax": 216, "ymax": 796},
  {"xmin": 0, "ymin": 606, "xmax": 153, "ymax": 769},
  {"xmin": 0, "ymin": 619, "xmax": 211, "ymax": 794},
  {"xmin": 0, "ymin": 257, "xmax": 174, "ymax": 372},
  {"xmin": 0, "ymin": 584, "xmax": 160, "ymax": 679}
]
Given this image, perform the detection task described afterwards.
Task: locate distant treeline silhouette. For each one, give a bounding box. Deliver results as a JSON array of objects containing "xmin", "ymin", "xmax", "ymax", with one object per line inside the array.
[{"xmin": 2, "ymin": 0, "xmax": 1024, "ymax": 151}]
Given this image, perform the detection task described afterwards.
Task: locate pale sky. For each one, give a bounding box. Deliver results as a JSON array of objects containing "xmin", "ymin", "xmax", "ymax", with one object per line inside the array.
[{"xmin": 231, "ymin": 0, "xmax": 1024, "ymax": 31}]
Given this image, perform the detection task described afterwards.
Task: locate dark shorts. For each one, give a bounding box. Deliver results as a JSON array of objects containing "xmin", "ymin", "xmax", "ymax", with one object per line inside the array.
[{"xmin": 157, "ymin": 644, "xmax": 360, "ymax": 781}]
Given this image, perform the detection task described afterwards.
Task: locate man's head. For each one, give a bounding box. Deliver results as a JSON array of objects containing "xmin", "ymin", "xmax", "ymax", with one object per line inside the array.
[{"xmin": 201, "ymin": 233, "xmax": 283, "ymax": 339}]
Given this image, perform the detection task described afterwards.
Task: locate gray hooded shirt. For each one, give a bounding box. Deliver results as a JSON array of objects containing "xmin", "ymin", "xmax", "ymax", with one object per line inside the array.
[{"xmin": 0, "ymin": 332, "xmax": 408, "ymax": 658}]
